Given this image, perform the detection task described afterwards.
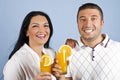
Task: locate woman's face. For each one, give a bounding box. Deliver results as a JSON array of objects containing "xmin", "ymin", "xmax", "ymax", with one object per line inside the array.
[{"xmin": 26, "ymin": 15, "xmax": 50, "ymax": 46}]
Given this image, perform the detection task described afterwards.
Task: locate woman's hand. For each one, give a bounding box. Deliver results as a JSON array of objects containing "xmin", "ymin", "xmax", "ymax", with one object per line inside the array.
[
  {"xmin": 35, "ymin": 72, "xmax": 52, "ymax": 80},
  {"xmin": 52, "ymin": 59, "xmax": 62, "ymax": 78},
  {"xmin": 52, "ymin": 59, "xmax": 65, "ymax": 80}
]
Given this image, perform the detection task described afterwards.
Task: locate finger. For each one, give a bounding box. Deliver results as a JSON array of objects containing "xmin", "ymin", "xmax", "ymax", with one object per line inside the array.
[
  {"xmin": 52, "ymin": 70, "xmax": 62, "ymax": 78},
  {"xmin": 54, "ymin": 58, "xmax": 58, "ymax": 63},
  {"xmin": 35, "ymin": 73, "xmax": 52, "ymax": 80},
  {"xmin": 42, "ymin": 75, "xmax": 52, "ymax": 80},
  {"xmin": 40, "ymin": 72, "xmax": 51, "ymax": 76}
]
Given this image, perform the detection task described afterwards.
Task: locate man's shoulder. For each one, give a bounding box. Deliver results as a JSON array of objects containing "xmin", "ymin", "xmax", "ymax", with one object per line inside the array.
[{"xmin": 109, "ymin": 39, "xmax": 120, "ymax": 48}]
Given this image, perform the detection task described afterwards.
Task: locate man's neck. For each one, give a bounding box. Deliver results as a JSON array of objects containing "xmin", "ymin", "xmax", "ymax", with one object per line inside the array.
[{"xmin": 81, "ymin": 34, "xmax": 105, "ymax": 48}]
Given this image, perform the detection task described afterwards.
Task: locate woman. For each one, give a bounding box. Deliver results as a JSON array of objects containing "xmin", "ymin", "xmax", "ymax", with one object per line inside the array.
[{"xmin": 3, "ymin": 11, "xmax": 56, "ymax": 80}]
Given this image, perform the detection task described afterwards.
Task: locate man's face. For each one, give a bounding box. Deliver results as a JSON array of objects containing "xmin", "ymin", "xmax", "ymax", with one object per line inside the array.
[{"xmin": 77, "ymin": 9, "xmax": 104, "ymax": 42}]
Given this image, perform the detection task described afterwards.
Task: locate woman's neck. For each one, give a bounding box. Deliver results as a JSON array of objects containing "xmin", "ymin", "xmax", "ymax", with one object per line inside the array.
[{"xmin": 29, "ymin": 43, "xmax": 44, "ymax": 57}]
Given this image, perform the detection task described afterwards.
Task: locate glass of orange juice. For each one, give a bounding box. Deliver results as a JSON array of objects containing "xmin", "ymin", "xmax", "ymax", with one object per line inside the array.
[
  {"xmin": 56, "ymin": 45, "xmax": 72, "ymax": 74},
  {"xmin": 56, "ymin": 52, "xmax": 67, "ymax": 74},
  {"xmin": 40, "ymin": 54, "xmax": 52, "ymax": 73}
]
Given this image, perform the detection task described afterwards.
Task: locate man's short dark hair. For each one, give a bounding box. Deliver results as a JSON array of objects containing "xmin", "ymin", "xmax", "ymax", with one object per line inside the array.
[{"xmin": 77, "ymin": 3, "xmax": 103, "ymax": 21}]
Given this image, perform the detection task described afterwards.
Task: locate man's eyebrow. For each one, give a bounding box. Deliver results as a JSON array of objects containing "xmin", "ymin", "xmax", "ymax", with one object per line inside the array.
[
  {"xmin": 79, "ymin": 16, "xmax": 85, "ymax": 19},
  {"xmin": 91, "ymin": 15, "xmax": 98, "ymax": 17}
]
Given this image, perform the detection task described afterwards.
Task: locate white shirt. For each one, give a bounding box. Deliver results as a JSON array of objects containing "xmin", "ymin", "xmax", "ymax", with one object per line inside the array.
[
  {"xmin": 65, "ymin": 34, "xmax": 120, "ymax": 80},
  {"xmin": 3, "ymin": 43, "xmax": 56, "ymax": 80}
]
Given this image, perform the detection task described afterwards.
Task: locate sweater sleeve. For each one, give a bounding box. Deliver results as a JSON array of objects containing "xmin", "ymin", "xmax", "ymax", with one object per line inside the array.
[{"xmin": 3, "ymin": 57, "xmax": 25, "ymax": 80}]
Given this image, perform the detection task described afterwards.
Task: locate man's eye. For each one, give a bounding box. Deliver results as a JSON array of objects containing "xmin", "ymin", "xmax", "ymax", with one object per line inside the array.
[
  {"xmin": 80, "ymin": 18, "xmax": 85, "ymax": 22},
  {"xmin": 91, "ymin": 18, "xmax": 97, "ymax": 21}
]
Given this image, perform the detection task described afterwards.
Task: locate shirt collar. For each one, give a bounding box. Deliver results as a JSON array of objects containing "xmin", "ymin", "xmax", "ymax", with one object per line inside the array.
[
  {"xmin": 23, "ymin": 43, "xmax": 45, "ymax": 58},
  {"xmin": 100, "ymin": 34, "xmax": 110, "ymax": 47},
  {"xmin": 23, "ymin": 43, "xmax": 40, "ymax": 56},
  {"xmin": 77, "ymin": 34, "xmax": 110, "ymax": 48},
  {"xmin": 22, "ymin": 43, "xmax": 41, "ymax": 64}
]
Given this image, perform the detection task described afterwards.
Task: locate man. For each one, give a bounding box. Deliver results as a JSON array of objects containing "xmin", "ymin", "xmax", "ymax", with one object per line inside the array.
[{"xmin": 52, "ymin": 3, "xmax": 120, "ymax": 80}]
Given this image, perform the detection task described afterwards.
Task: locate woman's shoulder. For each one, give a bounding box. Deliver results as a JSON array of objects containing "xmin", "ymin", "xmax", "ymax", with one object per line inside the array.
[
  {"xmin": 43, "ymin": 47, "xmax": 56, "ymax": 58},
  {"xmin": 44, "ymin": 48, "xmax": 55, "ymax": 53},
  {"xmin": 7, "ymin": 44, "xmax": 31, "ymax": 63}
]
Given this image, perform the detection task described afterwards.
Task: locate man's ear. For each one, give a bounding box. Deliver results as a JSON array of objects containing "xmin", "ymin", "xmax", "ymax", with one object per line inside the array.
[{"xmin": 101, "ymin": 20, "xmax": 104, "ymax": 28}]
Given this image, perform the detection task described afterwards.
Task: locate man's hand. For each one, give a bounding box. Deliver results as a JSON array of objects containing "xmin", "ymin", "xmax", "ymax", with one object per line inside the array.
[{"xmin": 65, "ymin": 38, "xmax": 78, "ymax": 48}]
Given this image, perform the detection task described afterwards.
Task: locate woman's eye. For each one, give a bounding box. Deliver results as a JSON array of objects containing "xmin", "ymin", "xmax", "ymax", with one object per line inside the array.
[
  {"xmin": 32, "ymin": 25, "xmax": 38, "ymax": 28},
  {"xmin": 44, "ymin": 24, "xmax": 49, "ymax": 27}
]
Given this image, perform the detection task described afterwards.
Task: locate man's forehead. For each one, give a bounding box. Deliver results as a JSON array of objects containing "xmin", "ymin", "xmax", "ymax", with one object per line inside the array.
[{"xmin": 78, "ymin": 9, "xmax": 100, "ymax": 17}]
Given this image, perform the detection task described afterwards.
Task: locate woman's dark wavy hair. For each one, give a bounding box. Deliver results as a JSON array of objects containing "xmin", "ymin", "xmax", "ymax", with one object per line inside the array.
[{"xmin": 9, "ymin": 11, "xmax": 53, "ymax": 59}]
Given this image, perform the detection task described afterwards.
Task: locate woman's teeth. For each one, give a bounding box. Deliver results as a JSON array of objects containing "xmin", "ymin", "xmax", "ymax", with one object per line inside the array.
[{"xmin": 37, "ymin": 34, "xmax": 45, "ymax": 38}]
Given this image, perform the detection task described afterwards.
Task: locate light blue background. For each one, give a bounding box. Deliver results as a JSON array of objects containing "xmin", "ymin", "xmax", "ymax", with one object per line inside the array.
[{"xmin": 0, "ymin": 0, "xmax": 120, "ymax": 79}]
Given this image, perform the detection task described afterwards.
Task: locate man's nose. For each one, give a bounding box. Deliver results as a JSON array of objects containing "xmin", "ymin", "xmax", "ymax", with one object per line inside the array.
[{"xmin": 85, "ymin": 19, "xmax": 92, "ymax": 27}]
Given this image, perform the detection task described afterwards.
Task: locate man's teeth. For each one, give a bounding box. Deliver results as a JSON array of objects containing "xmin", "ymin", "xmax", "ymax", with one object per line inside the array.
[{"xmin": 84, "ymin": 29, "xmax": 93, "ymax": 33}]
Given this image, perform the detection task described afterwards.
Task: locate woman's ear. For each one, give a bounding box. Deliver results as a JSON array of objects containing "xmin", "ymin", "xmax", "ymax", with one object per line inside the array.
[{"xmin": 26, "ymin": 31, "xmax": 29, "ymax": 37}]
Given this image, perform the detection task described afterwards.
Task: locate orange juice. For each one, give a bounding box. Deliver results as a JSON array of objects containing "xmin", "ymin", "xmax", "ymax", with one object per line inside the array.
[
  {"xmin": 40, "ymin": 54, "xmax": 52, "ymax": 73},
  {"xmin": 56, "ymin": 52, "xmax": 67, "ymax": 74},
  {"xmin": 56, "ymin": 45, "xmax": 72, "ymax": 74}
]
